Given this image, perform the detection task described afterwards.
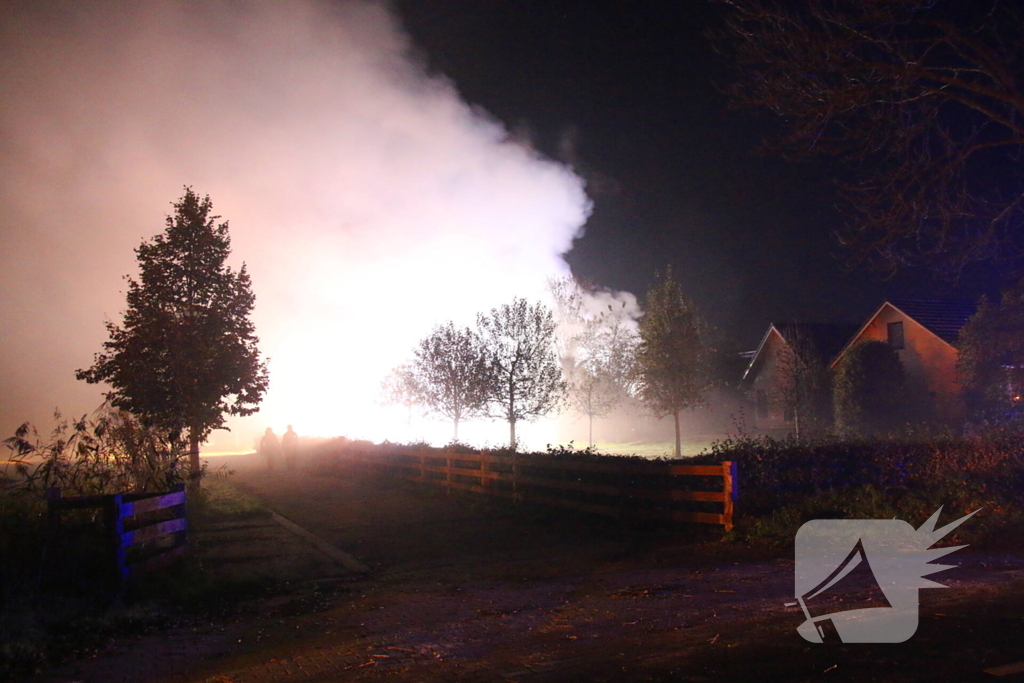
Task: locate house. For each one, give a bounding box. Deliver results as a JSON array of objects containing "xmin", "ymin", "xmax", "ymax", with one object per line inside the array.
[
  {"xmin": 829, "ymin": 299, "xmax": 977, "ymax": 422},
  {"xmin": 741, "ymin": 322, "xmax": 859, "ymax": 434}
]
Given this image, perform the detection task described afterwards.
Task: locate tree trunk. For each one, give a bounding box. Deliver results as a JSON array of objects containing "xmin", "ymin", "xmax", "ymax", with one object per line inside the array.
[
  {"xmin": 673, "ymin": 411, "xmax": 681, "ymax": 458},
  {"xmin": 508, "ymin": 384, "xmax": 516, "ymax": 451},
  {"xmin": 453, "ymin": 416, "xmax": 459, "ymax": 443},
  {"xmin": 588, "ymin": 413, "xmax": 594, "ymax": 448},
  {"xmin": 189, "ymin": 428, "xmax": 201, "ymax": 488}
]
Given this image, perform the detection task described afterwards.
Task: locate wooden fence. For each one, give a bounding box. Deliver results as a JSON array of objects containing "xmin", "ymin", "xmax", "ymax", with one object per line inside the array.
[
  {"xmin": 47, "ymin": 484, "xmax": 188, "ymax": 582},
  {"xmin": 338, "ymin": 449, "xmax": 736, "ymax": 531}
]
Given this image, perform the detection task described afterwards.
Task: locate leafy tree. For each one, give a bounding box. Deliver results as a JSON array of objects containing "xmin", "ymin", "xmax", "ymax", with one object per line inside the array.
[
  {"xmin": 566, "ymin": 307, "xmax": 637, "ymax": 447},
  {"xmin": 773, "ymin": 323, "xmax": 830, "ymax": 440},
  {"xmin": 958, "ymin": 279, "xmax": 1024, "ymax": 425},
  {"xmin": 548, "ymin": 276, "xmax": 638, "ymax": 447},
  {"xmin": 833, "ymin": 341, "xmax": 906, "ymax": 436},
  {"xmin": 547, "ymin": 274, "xmax": 598, "ymax": 363},
  {"xmin": 717, "ymin": 0, "xmax": 1024, "ymax": 278},
  {"xmin": 477, "ymin": 298, "xmax": 566, "ymax": 450},
  {"xmin": 634, "ymin": 267, "xmax": 711, "ymax": 457},
  {"xmin": 380, "ymin": 363, "xmax": 422, "ymax": 430},
  {"xmin": 77, "ymin": 189, "xmax": 268, "ymax": 483},
  {"xmin": 412, "ymin": 322, "xmax": 491, "ymax": 441}
]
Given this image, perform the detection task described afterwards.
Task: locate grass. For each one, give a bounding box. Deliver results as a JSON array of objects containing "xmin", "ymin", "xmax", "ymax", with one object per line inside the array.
[{"xmin": 189, "ymin": 476, "xmax": 268, "ymax": 523}]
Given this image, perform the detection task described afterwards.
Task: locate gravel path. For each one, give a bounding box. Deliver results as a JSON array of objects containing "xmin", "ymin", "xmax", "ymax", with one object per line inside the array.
[{"xmin": 38, "ymin": 462, "xmax": 1024, "ymax": 682}]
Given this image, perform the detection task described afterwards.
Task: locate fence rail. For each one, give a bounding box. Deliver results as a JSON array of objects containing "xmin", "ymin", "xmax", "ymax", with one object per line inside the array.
[
  {"xmin": 335, "ymin": 449, "xmax": 736, "ymax": 531},
  {"xmin": 47, "ymin": 484, "xmax": 188, "ymax": 582}
]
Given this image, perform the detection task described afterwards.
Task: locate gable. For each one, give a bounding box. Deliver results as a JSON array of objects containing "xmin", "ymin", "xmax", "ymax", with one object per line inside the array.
[
  {"xmin": 830, "ymin": 301, "xmax": 971, "ymax": 369},
  {"xmin": 741, "ymin": 325, "xmax": 786, "ymax": 387}
]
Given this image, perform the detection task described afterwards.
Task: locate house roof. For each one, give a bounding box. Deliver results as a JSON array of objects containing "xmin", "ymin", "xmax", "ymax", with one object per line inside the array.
[
  {"xmin": 829, "ymin": 299, "xmax": 978, "ymax": 368},
  {"xmin": 887, "ymin": 299, "xmax": 977, "ymax": 344},
  {"xmin": 741, "ymin": 322, "xmax": 859, "ymax": 385},
  {"xmin": 780, "ymin": 322, "xmax": 861, "ymax": 362}
]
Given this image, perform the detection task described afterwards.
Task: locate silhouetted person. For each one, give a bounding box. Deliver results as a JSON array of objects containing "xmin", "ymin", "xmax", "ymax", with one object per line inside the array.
[
  {"xmin": 282, "ymin": 424, "xmax": 299, "ymax": 470},
  {"xmin": 260, "ymin": 427, "xmax": 281, "ymax": 471}
]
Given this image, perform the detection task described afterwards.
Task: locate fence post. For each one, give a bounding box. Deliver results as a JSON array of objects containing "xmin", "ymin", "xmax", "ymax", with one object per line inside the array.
[
  {"xmin": 46, "ymin": 487, "xmax": 62, "ymax": 525},
  {"xmin": 171, "ymin": 482, "xmax": 188, "ymax": 551},
  {"xmin": 419, "ymin": 453, "xmax": 425, "ymax": 482},
  {"xmin": 723, "ymin": 461, "xmax": 735, "ymax": 532},
  {"xmin": 617, "ymin": 461, "xmax": 627, "ymax": 520},
  {"xmin": 560, "ymin": 461, "xmax": 568, "ymax": 506},
  {"xmin": 445, "ymin": 456, "xmax": 452, "ymax": 496},
  {"xmin": 512, "ymin": 453, "xmax": 520, "ymax": 504},
  {"xmin": 106, "ymin": 493, "xmax": 127, "ymax": 585}
]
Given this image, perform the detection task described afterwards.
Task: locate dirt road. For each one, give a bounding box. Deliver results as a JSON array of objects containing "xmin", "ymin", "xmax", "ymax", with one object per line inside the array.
[{"xmin": 42, "ymin": 461, "xmax": 1024, "ymax": 682}]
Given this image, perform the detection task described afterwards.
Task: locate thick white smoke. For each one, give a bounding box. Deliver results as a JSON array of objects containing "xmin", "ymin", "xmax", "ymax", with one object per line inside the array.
[{"xmin": 0, "ymin": 1, "xmax": 592, "ymax": 450}]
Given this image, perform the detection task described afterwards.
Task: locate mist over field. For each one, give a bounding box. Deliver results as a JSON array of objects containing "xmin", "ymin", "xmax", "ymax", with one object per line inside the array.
[{"xmin": 0, "ymin": 0, "xmax": 611, "ymax": 450}]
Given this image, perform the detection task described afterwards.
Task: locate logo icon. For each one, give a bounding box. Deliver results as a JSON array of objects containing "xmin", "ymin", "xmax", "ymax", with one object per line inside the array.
[{"xmin": 790, "ymin": 507, "xmax": 978, "ymax": 643}]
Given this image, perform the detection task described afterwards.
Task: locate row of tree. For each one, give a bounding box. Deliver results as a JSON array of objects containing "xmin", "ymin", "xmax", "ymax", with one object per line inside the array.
[
  {"xmin": 383, "ymin": 268, "xmax": 715, "ymax": 455},
  {"xmin": 383, "ymin": 298, "xmax": 563, "ymax": 449}
]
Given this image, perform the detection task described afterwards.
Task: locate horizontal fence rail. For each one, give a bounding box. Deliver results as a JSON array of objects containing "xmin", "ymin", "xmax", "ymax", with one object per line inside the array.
[
  {"xmin": 47, "ymin": 484, "xmax": 188, "ymax": 582},
  {"xmin": 333, "ymin": 449, "xmax": 736, "ymax": 531}
]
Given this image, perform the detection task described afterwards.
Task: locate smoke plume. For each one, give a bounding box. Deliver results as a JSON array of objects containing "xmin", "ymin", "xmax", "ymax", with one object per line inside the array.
[{"xmin": 0, "ymin": 1, "xmax": 592, "ymax": 450}]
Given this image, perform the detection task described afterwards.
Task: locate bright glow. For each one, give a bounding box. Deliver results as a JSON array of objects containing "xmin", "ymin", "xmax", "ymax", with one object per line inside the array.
[{"xmin": 0, "ymin": 1, "xmax": 594, "ymax": 451}]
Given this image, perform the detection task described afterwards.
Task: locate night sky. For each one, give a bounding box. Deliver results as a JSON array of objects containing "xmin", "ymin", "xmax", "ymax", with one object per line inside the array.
[{"xmin": 394, "ymin": 0, "xmax": 994, "ymax": 352}]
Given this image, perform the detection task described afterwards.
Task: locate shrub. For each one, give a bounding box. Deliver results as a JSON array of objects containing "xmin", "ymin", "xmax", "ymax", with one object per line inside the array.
[
  {"xmin": 1, "ymin": 405, "xmax": 190, "ymax": 609},
  {"xmin": 2, "ymin": 405, "xmax": 187, "ymax": 498},
  {"xmin": 694, "ymin": 432, "xmax": 1024, "ymax": 542},
  {"xmin": 833, "ymin": 340, "xmax": 906, "ymax": 436}
]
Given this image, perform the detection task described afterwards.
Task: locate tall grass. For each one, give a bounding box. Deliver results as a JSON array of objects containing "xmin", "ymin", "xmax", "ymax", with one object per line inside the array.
[{"xmin": 2, "ymin": 405, "xmax": 188, "ymax": 499}]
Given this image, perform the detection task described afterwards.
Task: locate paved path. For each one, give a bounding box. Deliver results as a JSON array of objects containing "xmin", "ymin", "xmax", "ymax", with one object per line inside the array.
[{"xmin": 40, "ymin": 465, "xmax": 1024, "ymax": 682}]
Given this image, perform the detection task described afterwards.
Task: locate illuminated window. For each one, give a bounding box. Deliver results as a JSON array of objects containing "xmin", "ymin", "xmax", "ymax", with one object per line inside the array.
[{"xmin": 887, "ymin": 321, "xmax": 905, "ymax": 349}]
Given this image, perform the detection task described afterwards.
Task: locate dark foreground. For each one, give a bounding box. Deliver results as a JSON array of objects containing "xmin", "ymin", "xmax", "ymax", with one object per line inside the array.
[{"xmin": 39, "ymin": 457, "xmax": 1024, "ymax": 682}]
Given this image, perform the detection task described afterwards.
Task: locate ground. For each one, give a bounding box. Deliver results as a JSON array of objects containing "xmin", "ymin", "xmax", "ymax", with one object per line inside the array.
[{"xmin": 37, "ymin": 455, "xmax": 1024, "ymax": 682}]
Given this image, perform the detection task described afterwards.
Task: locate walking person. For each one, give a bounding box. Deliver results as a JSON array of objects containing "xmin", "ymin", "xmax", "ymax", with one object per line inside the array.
[
  {"xmin": 260, "ymin": 427, "xmax": 281, "ymax": 471},
  {"xmin": 282, "ymin": 424, "xmax": 299, "ymax": 471}
]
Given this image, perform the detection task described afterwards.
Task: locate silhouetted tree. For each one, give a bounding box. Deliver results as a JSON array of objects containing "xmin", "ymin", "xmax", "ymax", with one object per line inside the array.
[
  {"xmin": 717, "ymin": 0, "xmax": 1024, "ymax": 278},
  {"xmin": 477, "ymin": 298, "xmax": 566, "ymax": 450},
  {"xmin": 380, "ymin": 363, "xmax": 422, "ymax": 430},
  {"xmin": 548, "ymin": 275, "xmax": 589, "ymax": 363},
  {"xmin": 549, "ymin": 276, "xmax": 638, "ymax": 447},
  {"xmin": 958, "ymin": 279, "xmax": 1024, "ymax": 426},
  {"xmin": 634, "ymin": 267, "xmax": 711, "ymax": 457},
  {"xmin": 412, "ymin": 322, "xmax": 490, "ymax": 442},
  {"xmin": 77, "ymin": 188, "xmax": 268, "ymax": 484},
  {"xmin": 566, "ymin": 308, "xmax": 637, "ymax": 448},
  {"xmin": 833, "ymin": 341, "xmax": 905, "ymax": 436},
  {"xmin": 773, "ymin": 323, "xmax": 830, "ymax": 440}
]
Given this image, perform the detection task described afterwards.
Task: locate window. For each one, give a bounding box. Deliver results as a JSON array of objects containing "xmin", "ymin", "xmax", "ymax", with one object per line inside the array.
[{"xmin": 887, "ymin": 321, "xmax": 905, "ymax": 349}]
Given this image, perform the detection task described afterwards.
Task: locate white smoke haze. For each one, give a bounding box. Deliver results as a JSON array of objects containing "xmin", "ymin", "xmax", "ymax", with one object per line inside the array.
[{"xmin": 0, "ymin": 0, "xmax": 596, "ymax": 451}]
